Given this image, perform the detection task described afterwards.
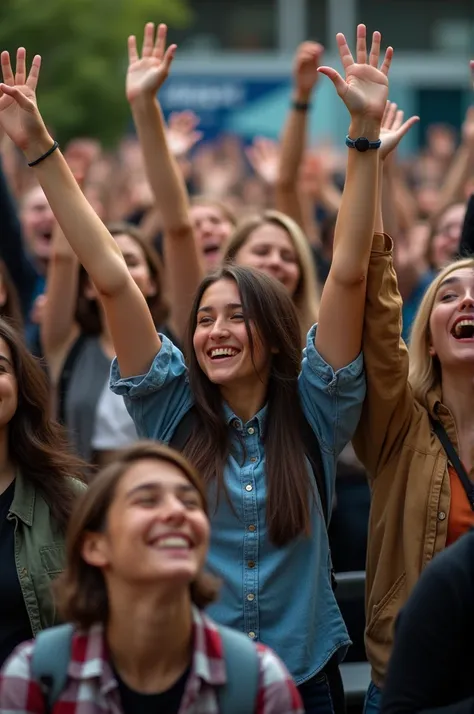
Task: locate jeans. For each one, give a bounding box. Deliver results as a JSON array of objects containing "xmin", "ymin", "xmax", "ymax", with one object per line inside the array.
[
  {"xmin": 298, "ymin": 654, "xmax": 345, "ymax": 714},
  {"xmin": 363, "ymin": 680, "xmax": 382, "ymax": 714}
]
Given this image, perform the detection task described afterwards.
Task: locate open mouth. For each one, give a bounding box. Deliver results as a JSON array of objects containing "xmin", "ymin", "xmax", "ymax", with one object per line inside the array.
[
  {"xmin": 150, "ymin": 535, "xmax": 192, "ymax": 550},
  {"xmin": 207, "ymin": 347, "xmax": 240, "ymax": 361},
  {"xmin": 451, "ymin": 319, "xmax": 474, "ymax": 340},
  {"xmin": 202, "ymin": 243, "xmax": 221, "ymax": 257}
]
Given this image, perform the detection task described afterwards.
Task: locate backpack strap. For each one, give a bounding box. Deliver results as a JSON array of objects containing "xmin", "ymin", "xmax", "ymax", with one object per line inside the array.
[
  {"xmin": 217, "ymin": 625, "xmax": 259, "ymax": 714},
  {"xmin": 31, "ymin": 624, "xmax": 74, "ymax": 713}
]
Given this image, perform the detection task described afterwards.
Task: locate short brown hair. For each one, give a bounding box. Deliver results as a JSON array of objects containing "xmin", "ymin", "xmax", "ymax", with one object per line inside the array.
[
  {"xmin": 55, "ymin": 441, "xmax": 220, "ymax": 628},
  {"xmin": 75, "ymin": 222, "xmax": 169, "ymax": 335}
]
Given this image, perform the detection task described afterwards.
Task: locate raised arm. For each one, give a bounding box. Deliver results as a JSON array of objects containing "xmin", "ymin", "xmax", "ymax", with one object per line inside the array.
[
  {"xmin": 276, "ymin": 42, "xmax": 324, "ymax": 229},
  {"xmin": 126, "ymin": 24, "xmax": 204, "ymax": 342},
  {"xmin": 315, "ymin": 25, "xmax": 391, "ymax": 370},
  {"xmin": 0, "ymin": 48, "xmax": 160, "ymax": 378}
]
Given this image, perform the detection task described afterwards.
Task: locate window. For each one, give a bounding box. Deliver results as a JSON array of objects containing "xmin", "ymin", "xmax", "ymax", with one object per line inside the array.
[{"xmin": 306, "ymin": 0, "xmax": 329, "ymax": 46}]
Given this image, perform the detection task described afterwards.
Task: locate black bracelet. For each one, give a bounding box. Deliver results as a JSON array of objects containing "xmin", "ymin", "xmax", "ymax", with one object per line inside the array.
[
  {"xmin": 292, "ymin": 101, "xmax": 311, "ymax": 112},
  {"xmin": 28, "ymin": 140, "xmax": 59, "ymax": 168}
]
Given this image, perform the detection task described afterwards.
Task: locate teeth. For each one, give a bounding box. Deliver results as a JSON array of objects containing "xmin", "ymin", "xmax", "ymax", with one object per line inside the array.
[
  {"xmin": 155, "ymin": 537, "xmax": 189, "ymax": 548},
  {"xmin": 210, "ymin": 348, "xmax": 238, "ymax": 358},
  {"xmin": 454, "ymin": 319, "xmax": 474, "ymax": 337}
]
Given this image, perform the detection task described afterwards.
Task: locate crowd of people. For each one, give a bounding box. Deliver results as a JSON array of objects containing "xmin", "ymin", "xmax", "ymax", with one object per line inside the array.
[{"xmin": 0, "ymin": 16, "xmax": 472, "ymax": 714}]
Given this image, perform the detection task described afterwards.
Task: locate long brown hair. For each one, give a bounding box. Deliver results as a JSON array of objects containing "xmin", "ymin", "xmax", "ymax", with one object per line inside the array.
[
  {"xmin": 55, "ymin": 442, "xmax": 220, "ymax": 628},
  {"xmin": 75, "ymin": 222, "xmax": 168, "ymax": 334},
  {"xmin": 183, "ymin": 265, "xmax": 314, "ymax": 546},
  {"xmin": 0, "ymin": 319, "xmax": 86, "ymax": 530}
]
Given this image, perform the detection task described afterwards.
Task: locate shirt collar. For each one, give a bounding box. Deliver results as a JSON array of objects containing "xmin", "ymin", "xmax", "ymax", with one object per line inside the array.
[
  {"xmin": 222, "ymin": 401, "xmax": 267, "ymax": 434},
  {"xmin": 9, "ymin": 471, "xmax": 35, "ymax": 526}
]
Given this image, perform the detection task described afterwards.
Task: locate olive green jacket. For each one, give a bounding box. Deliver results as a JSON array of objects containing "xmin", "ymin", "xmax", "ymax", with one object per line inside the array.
[{"xmin": 7, "ymin": 472, "xmax": 86, "ymax": 635}]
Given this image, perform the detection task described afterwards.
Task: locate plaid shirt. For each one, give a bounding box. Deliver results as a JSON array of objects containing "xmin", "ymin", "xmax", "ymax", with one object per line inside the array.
[{"xmin": 0, "ymin": 607, "xmax": 303, "ymax": 714}]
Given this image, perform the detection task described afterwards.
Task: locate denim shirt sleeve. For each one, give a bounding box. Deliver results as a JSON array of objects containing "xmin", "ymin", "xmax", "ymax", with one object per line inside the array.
[
  {"xmin": 299, "ymin": 323, "xmax": 365, "ymax": 462},
  {"xmin": 109, "ymin": 333, "xmax": 194, "ymax": 442}
]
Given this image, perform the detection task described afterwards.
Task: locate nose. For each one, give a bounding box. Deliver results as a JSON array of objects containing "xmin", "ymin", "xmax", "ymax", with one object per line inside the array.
[
  {"xmin": 460, "ymin": 294, "xmax": 474, "ymax": 310},
  {"xmin": 209, "ymin": 316, "xmax": 230, "ymax": 340},
  {"xmin": 160, "ymin": 494, "xmax": 186, "ymax": 523}
]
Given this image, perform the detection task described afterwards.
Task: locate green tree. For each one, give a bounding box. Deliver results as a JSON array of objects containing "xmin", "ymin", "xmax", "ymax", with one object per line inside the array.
[{"xmin": 0, "ymin": 0, "xmax": 190, "ymax": 146}]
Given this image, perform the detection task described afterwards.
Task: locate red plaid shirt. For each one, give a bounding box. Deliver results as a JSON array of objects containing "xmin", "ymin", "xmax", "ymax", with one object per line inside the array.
[{"xmin": 0, "ymin": 607, "xmax": 303, "ymax": 713}]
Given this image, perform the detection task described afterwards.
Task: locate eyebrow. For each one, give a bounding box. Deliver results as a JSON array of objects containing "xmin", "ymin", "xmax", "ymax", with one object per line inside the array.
[
  {"xmin": 438, "ymin": 276, "xmax": 461, "ymax": 290},
  {"xmin": 197, "ymin": 302, "xmax": 243, "ymax": 314},
  {"xmin": 126, "ymin": 482, "xmax": 199, "ymax": 498},
  {"xmin": 0, "ymin": 356, "xmax": 12, "ymax": 367}
]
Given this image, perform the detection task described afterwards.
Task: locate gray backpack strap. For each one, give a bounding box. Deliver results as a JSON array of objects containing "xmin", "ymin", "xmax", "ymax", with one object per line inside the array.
[
  {"xmin": 31, "ymin": 624, "xmax": 74, "ymax": 712},
  {"xmin": 217, "ymin": 625, "xmax": 260, "ymax": 714}
]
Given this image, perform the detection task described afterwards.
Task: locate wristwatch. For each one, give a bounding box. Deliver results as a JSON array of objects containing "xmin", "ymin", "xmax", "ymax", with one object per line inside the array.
[{"xmin": 345, "ymin": 135, "xmax": 381, "ymax": 152}]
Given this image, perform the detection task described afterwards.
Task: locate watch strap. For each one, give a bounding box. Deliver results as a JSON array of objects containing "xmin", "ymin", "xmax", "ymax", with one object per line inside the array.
[{"xmin": 345, "ymin": 135, "xmax": 381, "ymax": 152}]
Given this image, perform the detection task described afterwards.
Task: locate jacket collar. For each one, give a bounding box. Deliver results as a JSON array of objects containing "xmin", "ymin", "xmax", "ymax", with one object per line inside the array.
[
  {"xmin": 426, "ymin": 387, "xmax": 459, "ymax": 449},
  {"xmin": 9, "ymin": 471, "xmax": 35, "ymax": 526}
]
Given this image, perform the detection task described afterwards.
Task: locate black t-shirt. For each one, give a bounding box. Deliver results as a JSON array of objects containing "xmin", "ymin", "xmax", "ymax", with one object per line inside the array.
[
  {"xmin": 0, "ymin": 480, "xmax": 33, "ymax": 667},
  {"xmin": 382, "ymin": 528, "xmax": 474, "ymax": 714},
  {"xmin": 114, "ymin": 665, "xmax": 190, "ymax": 714}
]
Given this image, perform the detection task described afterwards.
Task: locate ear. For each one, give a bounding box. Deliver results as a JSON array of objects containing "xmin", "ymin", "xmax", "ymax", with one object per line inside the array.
[
  {"xmin": 429, "ymin": 345, "xmax": 436, "ymax": 357},
  {"xmin": 81, "ymin": 531, "xmax": 110, "ymax": 569}
]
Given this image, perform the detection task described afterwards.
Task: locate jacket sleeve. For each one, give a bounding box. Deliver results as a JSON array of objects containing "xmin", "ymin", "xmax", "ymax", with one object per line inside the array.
[
  {"xmin": 352, "ymin": 233, "xmax": 416, "ymax": 479},
  {"xmin": 0, "ymin": 158, "xmax": 38, "ymax": 317}
]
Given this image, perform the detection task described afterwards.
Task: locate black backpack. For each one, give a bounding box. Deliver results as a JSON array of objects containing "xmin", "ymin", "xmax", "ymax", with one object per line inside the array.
[{"xmin": 169, "ymin": 406, "xmax": 331, "ymax": 530}]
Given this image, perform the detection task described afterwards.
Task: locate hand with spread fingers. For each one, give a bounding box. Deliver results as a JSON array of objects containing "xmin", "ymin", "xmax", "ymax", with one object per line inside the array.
[
  {"xmin": 0, "ymin": 48, "xmax": 48, "ymax": 151},
  {"xmin": 379, "ymin": 100, "xmax": 419, "ymax": 161},
  {"xmin": 246, "ymin": 136, "xmax": 280, "ymax": 185},
  {"xmin": 126, "ymin": 22, "xmax": 177, "ymax": 104},
  {"xmin": 318, "ymin": 24, "xmax": 392, "ymax": 123},
  {"xmin": 166, "ymin": 110, "xmax": 203, "ymax": 158}
]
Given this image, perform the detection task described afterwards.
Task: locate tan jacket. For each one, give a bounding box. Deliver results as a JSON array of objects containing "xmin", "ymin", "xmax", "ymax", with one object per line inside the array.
[{"xmin": 353, "ymin": 233, "xmax": 459, "ymax": 688}]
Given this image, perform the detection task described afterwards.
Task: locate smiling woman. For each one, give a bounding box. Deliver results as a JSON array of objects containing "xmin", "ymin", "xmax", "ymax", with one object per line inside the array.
[{"xmin": 0, "ymin": 442, "xmax": 304, "ymax": 713}]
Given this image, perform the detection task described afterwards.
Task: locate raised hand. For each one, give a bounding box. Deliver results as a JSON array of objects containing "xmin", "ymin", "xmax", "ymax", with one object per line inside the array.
[
  {"xmin": 379, "ymin": 101, "xmax": 419, "ymax": 162},
  {"xmin": 126, "ymin": 23, "xmax": 177, "ymax": 104},
  {"xmin": 293, "ymin": 42, "xmax": 324, "ymax": 98},
  {"xmin": 166, "ymin": 110, "xmax": 203, "ymax": 157},
  {"xmin": 245, "ymin": 136, "xmax": 280, "ymax": 185},
  {"xmin": 318, "ymin": 24, "xmax": 392, "ymax": 122},
  {"xmin": 0, "ymin": 48, "xmax": 47, "ymax": 151}
]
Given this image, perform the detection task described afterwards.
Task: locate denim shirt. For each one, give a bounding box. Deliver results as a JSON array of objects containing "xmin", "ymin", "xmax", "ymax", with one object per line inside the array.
[{"xmin": 110, "ymin": 325, "xmax": 365, "ymax": 684}]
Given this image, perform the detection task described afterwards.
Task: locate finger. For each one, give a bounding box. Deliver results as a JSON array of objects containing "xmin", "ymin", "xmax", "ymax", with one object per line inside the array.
[
  {"xmin": 26, "ymin": 54, "xmax": 41, "ymax": 90},
  {"xmin": 385, "ymin": 102, "xmax": 398, "ymax": 130},
  {"xmin": 392, "ymin": 109, "xmax": 404, "ymax": 132},
  {"xmin": 317, "ymin": 66, "xmax": 347, "ymax": 97},
  {"xmin": 380, "ymin": 46, "xmax": 394, "ymax": 76},
  {"xmin": 369, "ymin": 31, "xmax": 381, "ymax": 68},
  {"xmin": 142, "ymin": 22, "xmax": 155, "ymax": 58},
  {"xmin": 395, "ymin": 115, "xmax": 420, "ymax": 140},
  {"xmin": 153, "ymin": 23, "xmax": 168, "ymax": 59},
  {"xmin": 0, "ymin": 52, "xmax": 14, "ymax": 87},
  {"xmin": 161, "ymin": 44, "xmax": 177, "ymax": 73},
  {"xmin": 0, "ymin": 83, "xmax": 34, "ymax": 110},
  {"xmin": 335, "ymin": 33, "xmax": 354, "ymax": 71},
  {"xmin": 15, "ymin": 47, "xmax": 26, "ymax": 85},
  {"xmin": 356, "ymin": 24, "xmax": 367, "ymax": 64},
  {"xmin": 381, "ymin": 100, "xmax": 390, "ymax": 126},
  {"xmin": 128, "ymin": 35, "xmax": 139, "ymax": 64}
]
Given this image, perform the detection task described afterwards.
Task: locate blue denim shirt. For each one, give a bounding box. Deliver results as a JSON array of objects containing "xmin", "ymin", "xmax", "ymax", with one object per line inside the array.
[{"xmin": 110, "ymin": 325, "xmax": 365, "ymax": 684}]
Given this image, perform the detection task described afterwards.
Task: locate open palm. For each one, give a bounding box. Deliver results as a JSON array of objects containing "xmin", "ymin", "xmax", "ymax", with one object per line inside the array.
[
  {"xmin": 319, "ymin": 25, "xmax": 393, "ymax": 122},
  {"xmin": 0, "ymin": 49, "xmax": 45, "ymax": 150},
  {"xmin": 379, "ymin": 101, "xmax": 419, "ymax": 161},
  {"xmin": 126, "ymin": 23, "xmax": 176, "ymax": 104}
]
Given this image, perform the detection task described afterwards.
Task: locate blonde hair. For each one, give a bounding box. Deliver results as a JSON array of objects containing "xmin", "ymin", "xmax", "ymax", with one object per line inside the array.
[
  {"xmin": 409, "ymin": 257, "xmax": 474, "ymax": 407},
  {"xmin": 221, "ymin": 210, "xmax": 320, "ymax": 342},
  {"xmin": 190, "ymin": 196, "xmax": 237, "ymax": 227}
]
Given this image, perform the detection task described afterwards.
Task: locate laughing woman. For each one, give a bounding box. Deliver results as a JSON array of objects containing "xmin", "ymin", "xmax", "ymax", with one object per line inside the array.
[{"xmin": 0, "ymin": 24, "xmax": 391, "ymax": 712}]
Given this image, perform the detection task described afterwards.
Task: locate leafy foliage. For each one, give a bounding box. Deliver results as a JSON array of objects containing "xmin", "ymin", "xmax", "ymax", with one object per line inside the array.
[{"xmin": 0, "ymin": 0, "xmax": 190, "ymax": 145}]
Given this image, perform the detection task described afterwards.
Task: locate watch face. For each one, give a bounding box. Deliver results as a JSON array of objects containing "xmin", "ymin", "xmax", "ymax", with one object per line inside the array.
[{"xmin": 355, "ymin": 137, "xmax": 370, "ymax": 152}]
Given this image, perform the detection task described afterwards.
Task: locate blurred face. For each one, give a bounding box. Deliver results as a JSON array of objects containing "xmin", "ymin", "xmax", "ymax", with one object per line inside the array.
[
  {"xmin": 431, "ymin": 204, "xmax": 466, "ymax": 269},
  {"xmin": 0, "ymin": 338, "xmax": 18, "ymax": 428},
  {"xmin": 193, "ymin": 278, "xmax": 269, "ymax": 389},
  {"xmin": 20, "ymin": 187, "xmax": 55, "ymax": 263},
  {"xmin": 234, "ymin": 224, "xmax": 301, "ymax": 297},
  {"xmin": 190, "ymin": 204, "xmax": 234, "ymax": 272},
  {"xmin": 82, "ymin": 459, "xmax": 209, "ymax": 587},
  {"xmin": 429, "ymin": 267, "xmax": 474, "ymax": 370},
  {"xmin": 115, "ymin": 234, "xmax": 156, "ymax": 298}
]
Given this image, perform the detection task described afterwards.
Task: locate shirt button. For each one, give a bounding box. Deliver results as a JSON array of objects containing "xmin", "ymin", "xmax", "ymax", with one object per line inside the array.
[
  {"xmin": 248, "ymin": 561, "xmax": 255, "ymax": 568},
  {"xmin": 232, "ymin": 419, "xmax": 240, "ymax": 429},
  {"xmin": 247, "ymin": 593, "xmax": 255, "ymax": 601},
  {"xmin": 245, "ymin": 484, "xmax": 253, "ymax": 492},
  {"xmin": 247, "ymin": 427, "xmax": 255, "ymax": 435},
  {"xmin": 248, "ymin": 524, "xmax": 256, "ymax": 532},
  {"xmin": 248, "ymin": 631, "xmax": 256, "ymax": 639},
  {"xmin": 438, "ymin": 511, "xmax": 446, "ymax": 521},
  {"xmin": 250, "ymin": 457, "xmax": 257, "ymax": 463}
]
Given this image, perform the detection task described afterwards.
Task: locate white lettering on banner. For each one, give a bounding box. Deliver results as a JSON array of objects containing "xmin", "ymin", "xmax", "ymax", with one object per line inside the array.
[{"xmin": 161, "ymin": 83, "xmax": 246, "ymax": 111}]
